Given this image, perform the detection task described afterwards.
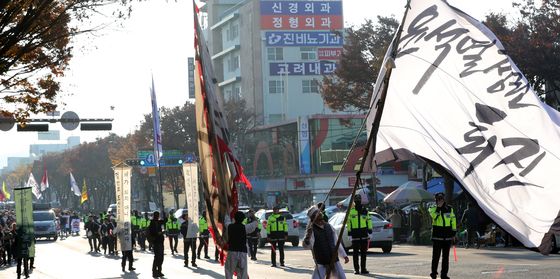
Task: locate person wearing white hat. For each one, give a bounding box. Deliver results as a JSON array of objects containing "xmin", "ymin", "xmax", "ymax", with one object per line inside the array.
[{"xmin": 303, "ymin": 205, "xmax": 349, "ymax": 279}]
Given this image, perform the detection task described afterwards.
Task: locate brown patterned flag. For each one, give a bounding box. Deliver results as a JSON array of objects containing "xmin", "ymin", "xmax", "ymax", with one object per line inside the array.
[{"xmin": 192, "ymin": 1, "xmax": 252, "ymax": 257}]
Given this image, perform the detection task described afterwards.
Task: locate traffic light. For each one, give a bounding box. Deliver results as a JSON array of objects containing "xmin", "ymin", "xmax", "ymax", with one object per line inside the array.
[
  {"xmin": 125, "ymin": 159, "xmax": 145, "ymax": 166},
  {"xmin": 17, "ymin": 124, "xmax": 48, "ymax": 132},
  {"xmin": 161, "ymin": 157, "xmax": 183, "ymax": 166},
  {"xmin": 80, "ymin": 123, "xmax": 112, "ymax": 131}
]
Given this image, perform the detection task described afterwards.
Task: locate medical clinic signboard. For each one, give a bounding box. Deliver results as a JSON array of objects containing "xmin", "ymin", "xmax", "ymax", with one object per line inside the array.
[
  {"xmin": 261, "ymin": 0, "xmax": 343, "ymax": 64},
  {"xmin": 260, "ymin": 1, "xmax": 343, "ymax": 30}
]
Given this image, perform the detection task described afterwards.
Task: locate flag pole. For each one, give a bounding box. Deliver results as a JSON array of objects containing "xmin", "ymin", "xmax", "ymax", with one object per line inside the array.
[
  {"xmin": 327, "ymin": 1, "xmax": 412, "ymax": 277},
  {"xmin": 157, "ymin": 162, "xmax": 165, "ymax": 214}
]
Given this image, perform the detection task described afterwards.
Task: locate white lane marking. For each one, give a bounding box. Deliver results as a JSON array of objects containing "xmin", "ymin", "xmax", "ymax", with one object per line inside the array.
[
  {"xmin": 373, "ymin": 272, "xmax": 432, "ymax": 278},
  {"xmin": 385, "ymin": 262, "xmax": 430, "ymax": 268},
  {"xmin": 480, "ymin": 268, "xmax": 530, "ymax": 274}
]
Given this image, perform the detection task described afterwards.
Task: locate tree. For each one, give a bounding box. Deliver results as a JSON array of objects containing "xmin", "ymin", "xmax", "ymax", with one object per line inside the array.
[
  {"xmin": 484, "ymin": 0, "xmax": 560, "ymax": 106},
  {"xmin": 321, "ymin": 17, "xmax": 399, "ymax": 112},
  {"xmin": 0, "ymin": 0, "xmax": 134, "ymax": 122}
]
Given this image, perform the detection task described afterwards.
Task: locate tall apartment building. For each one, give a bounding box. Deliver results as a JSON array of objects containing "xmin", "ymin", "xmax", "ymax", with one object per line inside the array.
[
  {"xmin": 199, "ymin": 0, "xmax": 409, "ymax": 208},
  {"xmin": 201, "ymin": 0, "xmax": 345, "ymax": 125}
]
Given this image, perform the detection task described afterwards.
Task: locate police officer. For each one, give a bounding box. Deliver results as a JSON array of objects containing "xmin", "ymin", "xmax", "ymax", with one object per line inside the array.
[
  {"xmin": 266, "ymin": 205, "xmax": 287, "ymax": 267},
  {"xmin": 165, "ymin": 210, "xmax": 180, "ymax": 255},
  {"xmin": 243, "ymin": 209, "xmax": 261, "ymax": 261},
  {"xmin": 131, "ymin": 210, "xmax": 139, "ymax": 249},
  {"xmin": 197, "ymin": 211, "xmax": 210, "ymax": 259},
  {"xmin": 138, "ymin": 213, "xmax": 149, "ymax": 251},
  {"xmin": 429, "ymin": 192, "xmax": 457, "ymax": 279},
  {"xmin": 346, "ymin": 194, "xmax": 372, "ymax": 274}
]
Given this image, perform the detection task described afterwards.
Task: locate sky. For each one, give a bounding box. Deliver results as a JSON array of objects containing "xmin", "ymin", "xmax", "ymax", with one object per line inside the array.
[{"xmin": 0, "ymin": 0, "xmax": 520, "ymax": 169}]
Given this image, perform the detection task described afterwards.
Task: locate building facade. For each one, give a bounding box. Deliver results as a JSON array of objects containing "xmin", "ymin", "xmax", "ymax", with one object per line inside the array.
[{"xmin": 200, "ymin": 0, "xmax": 408, "ymax": 210}]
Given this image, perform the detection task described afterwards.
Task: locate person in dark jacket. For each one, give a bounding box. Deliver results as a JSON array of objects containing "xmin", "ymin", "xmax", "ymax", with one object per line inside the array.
[
  {"xmin": 460, "ymin": 202, "xmax": 479, "ymax": 248},
  {"xmin": 180, "ymin": 211, "xmax": 198, "ymax": 267},
  {"xmin": 303, "ymin": 205, "xmax": 349, "ymax": 278},
  {"xmin": 429, "ymin": 192, "xmax": 457, "ymax": 279},
  {"xmin": 148, "ymin": 211, "xmax": 165, "ymax": 278},
  {"xmin": 14, "ymin": 227, "xmax": 30, "ymax": 279},
  {"xmin": 243, "ymin": 209, "xmax": 260, "ymax": 261},
  {"xmin": 224, "ymin": 211, "xmax": 257, "ymax": 279},
  {"xmin": 85, "ymin": 215, "xmax": 100, "ymax": 253}
]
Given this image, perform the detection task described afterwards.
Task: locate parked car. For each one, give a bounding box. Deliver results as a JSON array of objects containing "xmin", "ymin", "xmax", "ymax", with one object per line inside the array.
[
  {"xmin": 33, "ymin": 209, "xmax": 59, "ymax": 241},
  {"xmin": 256, "ymin": 209, "xmax": 300, "ymax": 247},
  {"xmin": 238, "ymin": 205, "xmax": 251, "ymax": 214},
  {"xmin": 552, "ymin": 233, "xmax": 560, "ymax": 254},
  {"xmin": 107, "ymin": 204, "xmax": 117, "ymax": 215},
  {"xmin": 324, "ymin": 205, "xmax": 343, "ymax": 220},
  {"xmin": 293, "ymin": 209, "xmax": 309, "ymax": 227},
  {"xmin": 328, "ymin": 211, "xmax": 393, "ymax": 253}
]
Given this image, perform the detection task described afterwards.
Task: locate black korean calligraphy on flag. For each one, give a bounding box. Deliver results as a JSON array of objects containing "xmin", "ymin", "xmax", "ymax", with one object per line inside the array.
[
  {"xmin": 364, "ymin": 0, "xmax": 560, "ymax": 254},
  {"xmin": 192, "ymin": 1, "xmax": 252, "ymax": 254}
]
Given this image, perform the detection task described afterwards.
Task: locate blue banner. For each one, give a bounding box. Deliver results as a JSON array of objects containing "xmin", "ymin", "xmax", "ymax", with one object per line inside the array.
[
  {"xmin": 270, "ymin": 61, "xmax": 337, "ymax": 76},
  {"xmin": 265, "ymin": 31, "xmax": 342, "ymax": 46},
  {"xmin": 261, "ymin": 1, "xmax": 342, "ymax": 15}
]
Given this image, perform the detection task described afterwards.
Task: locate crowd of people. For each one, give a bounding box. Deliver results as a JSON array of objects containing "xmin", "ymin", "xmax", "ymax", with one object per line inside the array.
[{"xmin": 1, "ymin": 209, "xmax": 35, "ymax": 279}]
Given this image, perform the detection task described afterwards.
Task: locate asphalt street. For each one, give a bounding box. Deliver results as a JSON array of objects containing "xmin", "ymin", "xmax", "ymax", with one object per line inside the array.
[{"xmin": 1, "ymin": 233, "xmax": 558, "ymax": 279}]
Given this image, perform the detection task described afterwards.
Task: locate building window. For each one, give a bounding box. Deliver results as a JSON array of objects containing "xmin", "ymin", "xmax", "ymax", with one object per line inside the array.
[
  {"xmin": 269, "ymin": 114, "xmax": 285, "ymax": 123},
  {"xmin": 225, "ymin": 89, "xmax": 233, "ymax": 101},
  {"xmin": 233, "ymin": 86, "xmax": 241, "ymax": 100},
  {"xmin": 300, "ymin": 47, "xmax": 316, "ymax": 60},
  {"xmin": 302, "ymin": 79, "xmax": 319, "ymax": 93},
  {"xmin": 227, "ymin": 23, "xmax": 239, "ymax": 41},
  {"xmin": 269, "ymin": 80, "xmax": 284, "ymax": 94},
  {"xmin": 267, "ymin": 47, "xmax": 283, "ymax": 61},
  {"xmin": 227, "ymin": 55, "xmax": 239, "ymax": 72}
]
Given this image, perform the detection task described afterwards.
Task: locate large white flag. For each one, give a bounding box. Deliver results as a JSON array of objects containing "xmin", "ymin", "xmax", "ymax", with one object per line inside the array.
[
  {"xmin": 69, "ymin": 172, "xmax": 81, "ymax": 197},
  {"xmin": 366, "ymin": 0, "xmax": 560, "ymax": 253},
  {"xmin": 28, "ymin": 173, "xmax": 41, "ymax": 199}
]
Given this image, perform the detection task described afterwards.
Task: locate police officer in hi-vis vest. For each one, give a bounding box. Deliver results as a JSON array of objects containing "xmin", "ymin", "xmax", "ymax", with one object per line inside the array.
[
  {"xmin": 197, "ymin": 211, "xmax": 210, "ymax": 259},
  {"xmin": 346, "ymin": 195, "xmax": 372, "ymax": 274},
  {"xmin": 266, "ymin": 205, "xmax": 288, "ymax": 267},
  {"xmin": 137, "ymin": 213, "xmax": 150, "ymax": 251},
  {"xmin": 165, "ymin": 210, "xmax": 180, "ymax": 255},
  {"xmin": 429, "ymin": 192, "xmax": 457, "ymax": 279}
]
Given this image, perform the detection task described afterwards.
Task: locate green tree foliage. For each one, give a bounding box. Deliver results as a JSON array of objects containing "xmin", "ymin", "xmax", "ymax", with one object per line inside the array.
[
  {"xmin": 484, "ymin": 0, "xmax": 560, "ymax": 105},
  {"xmin": 321, "ymin": 17, "xmax": 398, "ymax": 112},
  {"xmin": 0, "ymin": 0, "xmax": 135, "ymax": 122}
]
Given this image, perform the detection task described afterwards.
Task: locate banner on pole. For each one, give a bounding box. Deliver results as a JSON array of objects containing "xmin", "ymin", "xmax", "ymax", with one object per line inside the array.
[
  {"xmin": 183, "ymin": 162, "xmax": 199, "ymax": 227},
  {"xmin": 114, "ymin": 164, "xmax": 133, "ymax": 251},
  {"xmin": 14, "ymin": 187, "xmax": 35, "ymax": 258}
]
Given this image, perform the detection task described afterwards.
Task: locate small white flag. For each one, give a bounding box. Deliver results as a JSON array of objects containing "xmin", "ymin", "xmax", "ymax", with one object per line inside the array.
[
  {"xmin": 70, "ymin": 172, "xmax": 81, "ymax": 197},
  {"xmin": 28, "ymin": 173, "xmax": 41, "ymax": 199}
]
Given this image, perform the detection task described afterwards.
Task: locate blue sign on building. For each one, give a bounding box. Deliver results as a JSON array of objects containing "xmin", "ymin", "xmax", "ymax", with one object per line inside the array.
[
  {"xmin": 265, "ymin": 31, "xmax": 342, "ymax": 47},
  {"xmin": 261, "ymin": 1, "xmax": 343, "ymax": 15},
  {"xmin": 269, "ymin": 61, "xmax": 337, "ymax": 76}
]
